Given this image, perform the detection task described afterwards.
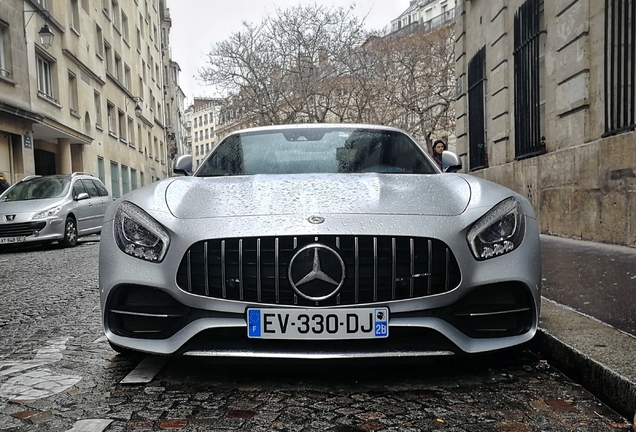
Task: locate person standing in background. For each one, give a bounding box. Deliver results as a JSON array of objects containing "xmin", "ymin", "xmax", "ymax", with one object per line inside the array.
[
  {"xmin": 431, "ymin": 139, "xmax": 446, "ymax": 170},
  {"xmin": 0, "ymin": 172, "xmax": 10, "ymax": 194}
]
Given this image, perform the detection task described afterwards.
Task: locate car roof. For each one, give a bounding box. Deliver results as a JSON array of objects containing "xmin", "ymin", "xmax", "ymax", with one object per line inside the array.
[{"xmin": 227, "ymin": 123, "xmax": 408, "ymax": 137}]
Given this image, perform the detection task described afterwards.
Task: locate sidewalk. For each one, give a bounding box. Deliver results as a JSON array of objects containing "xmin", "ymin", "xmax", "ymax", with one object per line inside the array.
[{"xmin": 536, "ymin": 235, "xmax": 636, "ymax": 422}]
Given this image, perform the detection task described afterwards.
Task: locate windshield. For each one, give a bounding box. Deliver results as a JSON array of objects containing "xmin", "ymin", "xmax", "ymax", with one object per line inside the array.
[
  {"xmin": 195, "ymin": 127, "xmax": 437, "ymax": 177},
  {"xmin": 0, "ymin": 177, "xmax": 71, "ymax": 202}
]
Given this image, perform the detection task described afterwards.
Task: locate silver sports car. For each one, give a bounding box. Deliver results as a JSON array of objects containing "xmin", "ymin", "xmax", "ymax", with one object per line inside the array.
[{"xmin": 99, "ymin": 124, "xmax": 541, "ymax": 358}]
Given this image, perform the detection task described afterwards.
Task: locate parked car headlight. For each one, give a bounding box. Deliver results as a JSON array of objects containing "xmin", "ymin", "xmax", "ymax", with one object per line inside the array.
[
  {"xmin": 467, "ymin": 197, "xmax": 525, "ymax": 260},
  {"xmin": 33, "ymin": 205, "xmax": 62, "ymax": 219},
  {"xmin": 114, "ymin": 201, "xmax": 170, "ymax": 263}
]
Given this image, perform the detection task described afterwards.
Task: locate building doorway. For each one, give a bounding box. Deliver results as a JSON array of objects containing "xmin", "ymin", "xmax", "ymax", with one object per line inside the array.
[{"xmin": 34, "ymin": 149, "xmax": 56, "ymax": 175}]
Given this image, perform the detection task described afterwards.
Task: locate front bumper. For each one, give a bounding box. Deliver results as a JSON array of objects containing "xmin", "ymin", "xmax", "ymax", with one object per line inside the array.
[
  {"xmin": 99, "ymin": 214, "xmax": 542, "ymax": 358},
  {"xmin": 0, "ymin": 218, "xmax": 64, "ymax": 244}
]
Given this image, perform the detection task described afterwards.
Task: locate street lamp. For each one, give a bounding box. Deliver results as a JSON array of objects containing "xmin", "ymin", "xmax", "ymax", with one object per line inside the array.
[
  {"xmin": 125, "ymin": 96, "xmax": 143, "ymax": 117},
  {"xmin": 24, "ymin": 9, "xmax": 54, "ymax": 49},
  {"xmin": 37, "ymin": 24, "xmax": 54, "ymax": 48}
]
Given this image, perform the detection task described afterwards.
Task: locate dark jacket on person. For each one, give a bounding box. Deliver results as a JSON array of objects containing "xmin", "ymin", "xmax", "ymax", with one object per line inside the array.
[{"xmin": 0, "ymin": 179, "xmax": 9, "ymax": 194}]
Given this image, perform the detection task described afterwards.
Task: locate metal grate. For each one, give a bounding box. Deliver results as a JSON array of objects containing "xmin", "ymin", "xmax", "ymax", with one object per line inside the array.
[
  {"xmin": 513, "ymin": 0, "xmax": 546, "ymax": 159},
  {"xmin": 467, "ymin": 47, "xmax": 488, "ymax": 171},
  {"xmin": 176, "ymin": 235, "xmax": 461, "ymax": 307},
  {"xmin": 604, "ymin": 0, "xmax": 636, "ymax": 136},
  {"xmin": 0, "ymin": 222, "xmax": 46, "ymax": 237}
]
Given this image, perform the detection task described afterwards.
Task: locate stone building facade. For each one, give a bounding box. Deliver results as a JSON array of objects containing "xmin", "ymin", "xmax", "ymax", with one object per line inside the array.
[
  {"xmin": 0, "ymin": 0, "xmax": 183, "ymax": 197},
  {"xmin": 455, "ymin": 0, "xmax": 636, "ymax": 247}
]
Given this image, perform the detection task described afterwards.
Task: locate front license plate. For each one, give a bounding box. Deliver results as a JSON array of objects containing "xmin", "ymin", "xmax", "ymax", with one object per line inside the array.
[
  {"xmin": 0, "ymin": 236, "xmax": 26, "ymax": 244},
  {"xmin": 247, "ymin": 307, "xmax": 389, "ymax": 340}
]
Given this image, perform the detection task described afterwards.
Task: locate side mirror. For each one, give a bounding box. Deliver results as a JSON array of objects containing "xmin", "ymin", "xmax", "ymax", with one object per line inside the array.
[
  {"xmin": 442, "ymin": 151, "xmax": 462, "ymax": 173},
  {"xmin": 173, "ymin": 154, "xmax": 193, "ymax": 176},
  {"xmin": 75, "ymin": 192, "xmax": 90, "ymax": 201}
]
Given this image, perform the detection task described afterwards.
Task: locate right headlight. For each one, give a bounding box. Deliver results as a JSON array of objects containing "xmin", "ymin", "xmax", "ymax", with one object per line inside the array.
[
  {"xmin": 467, "ymin": 197, "xmax": 525, "ymax": 260},
  {"xmin": 114, "ymin": 201, "xmax": 170, "ymax": 263}
]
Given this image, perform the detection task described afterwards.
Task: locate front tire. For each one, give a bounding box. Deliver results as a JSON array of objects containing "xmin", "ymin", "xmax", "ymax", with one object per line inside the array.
[{"xmin": 61, "ymin": 216, "xmax": 78, "ymax": 247}]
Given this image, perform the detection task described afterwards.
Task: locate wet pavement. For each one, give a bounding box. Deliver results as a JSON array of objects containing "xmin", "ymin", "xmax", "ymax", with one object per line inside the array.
[{"xmin": 541, "ymin": 235, "xmax": 636, "ymax": 336}]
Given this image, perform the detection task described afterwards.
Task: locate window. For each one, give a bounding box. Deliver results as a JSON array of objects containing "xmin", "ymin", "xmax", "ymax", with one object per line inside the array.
[
  {"xmin": 91, "ymin": 179, "xmax": 109, "ymax": 196},
  {"xmin": 140, "ymin": 171, "xmax": 144, "ymax": 187},
  {"xmin": 0, "ymin": 22, "xmax": 12, "ymax": 79},
  {"xmin": 139, "ymin": 13, "xmax": 144, "ymax": 38},
  {"xmin": 107, "ymin": 102, "xmax": 115, "ymax": 133},
  {"xmin": 96, "ymin": 25, "xmax": 104, "ymax": 58},
  {"xmin": 121, "ymin": 165, "xmax": 129, "ymax": 194},
  {"xmin": 121, "ymin": 11, "xmax": 129, "ymax": 41},
  {"xmin": 112, "ymin": 0, "xmax": 120, "ymax": 29},
  {"xmin": 68, "ymin": 71, "xmax": 78, "ymax": 115},
  {"xmin": 131, "ymin": 168, "xmax": 137, "ymax": 190},
  {"xmin": 110, "ymin": 162, "xmax": 120, "ymax": 198},
  {"xmin": 118, "ymin": 110, "xmax": 125, "ymax": 139},
  {"xmin": 70, "ymin": 0, "xmax": 80, "ymax": 33},
  {"xmin": 81, "ymin": 0, "xmax": 89, "ymax": 13},
  {"xmin": 136, "ymin": 28, "xmax": 141, "ymax": 52},
  {"xmin": 154, "ymin": 136, "xmax": 158, "ymax": 160},
  {"xmin": 94, "ymin": 91, "xmax": 102, "ymax": 128},
  {"xmin": 127, "ymin": 117, "xmax": 134, "ymax": 146},
  {"xmin": 139, "ymin": 76, "xmax": 144, "ymax": 101},
  {"xmin": 124, "ymin": 64, "xmax": 131, "ymax": 89},
  {"xmin": 137, "ymin": 124, "xmax": 142, "ymax": 150},
  {"xmin": 114, "ymin": 53, "xmax": 122, "ymax": 81},
  {"xmin": 36, "ymin": 55, "xmax": 54, "ymax": 99},
  {"xmin": 605, "ymin": 0, "xmax": 636, "ymax": 135},
  {"xmin": 104, "ymin": 41, "xmax": 112, "ymax": 73},
  {"xmin": 467, "ymin": 47, "xmax": 487, "ymax": 170},
  {"xmin": 97, "ymin": 157, "xmax": 105, "ymax": 183},
  {"xmin": 155, "ymin": 63, "xmax": 160, "ymax": 86},
  {"xmin": 102, "ymin": 0, "xmax": 110, "ymax": 19},
  {"xmin": 81, "ymin": 179, "xmax": 98, "ymax": 197},
  {"xmin": 514, "ymin": 0, "xmax": 546, "ymax": 158}
]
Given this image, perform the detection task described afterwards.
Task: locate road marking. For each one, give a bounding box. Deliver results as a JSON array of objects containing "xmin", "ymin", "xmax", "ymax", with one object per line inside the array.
[
  {"xmin": 120, "ymin": 356, "xmax": 168, "ymax": 385},
  {"xmin": 65, "ymin": 419, "xmax": 113, "ymax": 432},
  {"xmin": 0, "ymin": 368, "xmax": 81, "ymax": 401}
]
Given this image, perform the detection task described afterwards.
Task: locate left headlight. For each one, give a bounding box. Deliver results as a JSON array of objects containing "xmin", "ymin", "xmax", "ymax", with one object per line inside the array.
[
  {"xmin": 467, "ymin": 197, "xmax": 525, "ymax": 260},
  {"xmin": 33, "ymin": 205, "xmax": 62, "ymax": 219},
  {"xmin": 114, "ymin": 201, "xmax": 170, "ymax": 263}
]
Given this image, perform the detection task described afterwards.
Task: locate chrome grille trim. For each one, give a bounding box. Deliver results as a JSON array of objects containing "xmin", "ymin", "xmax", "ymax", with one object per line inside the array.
[
  {"xmin": 257, "ymin": 238, "xmax": 262, "ymax": 302},
  {"xmin": 176, "ymin": 235, "xmax": 461, "ymax": 307},
  {"xmin": 204, "ymin": 241, "xmax": 209, "ymax": 296},
  {"xmin": 186, "ymin": 250, "xmax": 192, "ymax": 293},
  {"xmin": 275, "ymin": 238, "xmax": 280, "ymax": 303}
]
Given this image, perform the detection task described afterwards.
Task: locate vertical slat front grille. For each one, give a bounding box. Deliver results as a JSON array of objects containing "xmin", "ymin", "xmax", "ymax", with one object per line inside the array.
[{"xmin": 176, "ymin": 236, "xmax": 461, "ymax": 307}]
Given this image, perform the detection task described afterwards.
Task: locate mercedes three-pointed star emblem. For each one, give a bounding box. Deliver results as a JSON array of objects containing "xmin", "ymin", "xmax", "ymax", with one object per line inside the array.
[{"xmin": 288, "ymin": 243, "xmax": 345, "ymax": 302}]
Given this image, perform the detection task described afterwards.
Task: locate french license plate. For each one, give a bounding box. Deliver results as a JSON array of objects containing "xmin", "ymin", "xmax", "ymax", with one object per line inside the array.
[
  {"xmin": 0, "ymin": 236, "xmax": 26, "ymax": 244},
  {"xmin": 247, "ymin": 307, "xmax": 389, "ymax": 340}
]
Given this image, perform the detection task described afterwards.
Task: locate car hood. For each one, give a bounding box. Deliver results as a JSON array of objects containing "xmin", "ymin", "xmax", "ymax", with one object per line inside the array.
[
  {"xmin": 0, "ymin": 198, "xmax": 64, "ymax": 214},
  {"xmin": 163, "ymin": 174, "xmax": 472, "ymax": 219}
]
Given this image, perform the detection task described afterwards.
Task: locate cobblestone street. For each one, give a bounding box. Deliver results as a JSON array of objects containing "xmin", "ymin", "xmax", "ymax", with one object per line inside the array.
[{"xmin": 0, "ymin": 240, "xmax": 630, "ymax": 431}]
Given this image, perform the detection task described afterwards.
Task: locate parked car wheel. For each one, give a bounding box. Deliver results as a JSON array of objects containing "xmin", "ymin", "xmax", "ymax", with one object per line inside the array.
[{"xmin": 61, "ymin": 217, "xmax": 78, "ymax": 247}]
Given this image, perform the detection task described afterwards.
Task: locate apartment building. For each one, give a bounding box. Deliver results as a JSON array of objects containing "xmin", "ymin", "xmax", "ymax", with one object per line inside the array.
[
  {"xmin": 456, "ymin": 0, "xmax": 636, "ymax": 247},
  {"xmin": 0, "ymin": 0, "xmax": 183, "ymax": 197},
  {"xmin": 188, "ymin": 98, "xmax": 218, "ymax": 170},
  {"xmin": 391, "ymin": 0, "xmax": 457, "ymax": 34}
]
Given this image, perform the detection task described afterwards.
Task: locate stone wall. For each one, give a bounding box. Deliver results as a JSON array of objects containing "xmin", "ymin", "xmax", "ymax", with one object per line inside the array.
[{"xmin": 455, "ymin": 0, "xmax": 636, "ymax": 248}]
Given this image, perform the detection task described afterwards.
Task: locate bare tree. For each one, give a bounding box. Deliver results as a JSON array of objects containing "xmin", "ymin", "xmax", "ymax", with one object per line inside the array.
[
  {"xmin": 198, "ymin": 4, "xmax": 456, "ymax": 146},
  {"xmin": 199, "ymin": 4, "xmax": 367, "ymax": 125},
  {"xmin": 369, "ymin": 24, "xmax": 456, "ymax": 147}
]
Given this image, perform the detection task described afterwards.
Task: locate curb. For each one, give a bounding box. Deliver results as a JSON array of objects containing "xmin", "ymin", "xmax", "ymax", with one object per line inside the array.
[{"xmin": 536, "ymin": 298, "xmax": 636, "ymax": 422}]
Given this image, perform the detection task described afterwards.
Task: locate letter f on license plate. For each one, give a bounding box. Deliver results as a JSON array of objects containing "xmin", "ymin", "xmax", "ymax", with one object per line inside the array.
[{"xmin": 246, "ymin": 307, "xmax": 389, "ymax": 340}]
